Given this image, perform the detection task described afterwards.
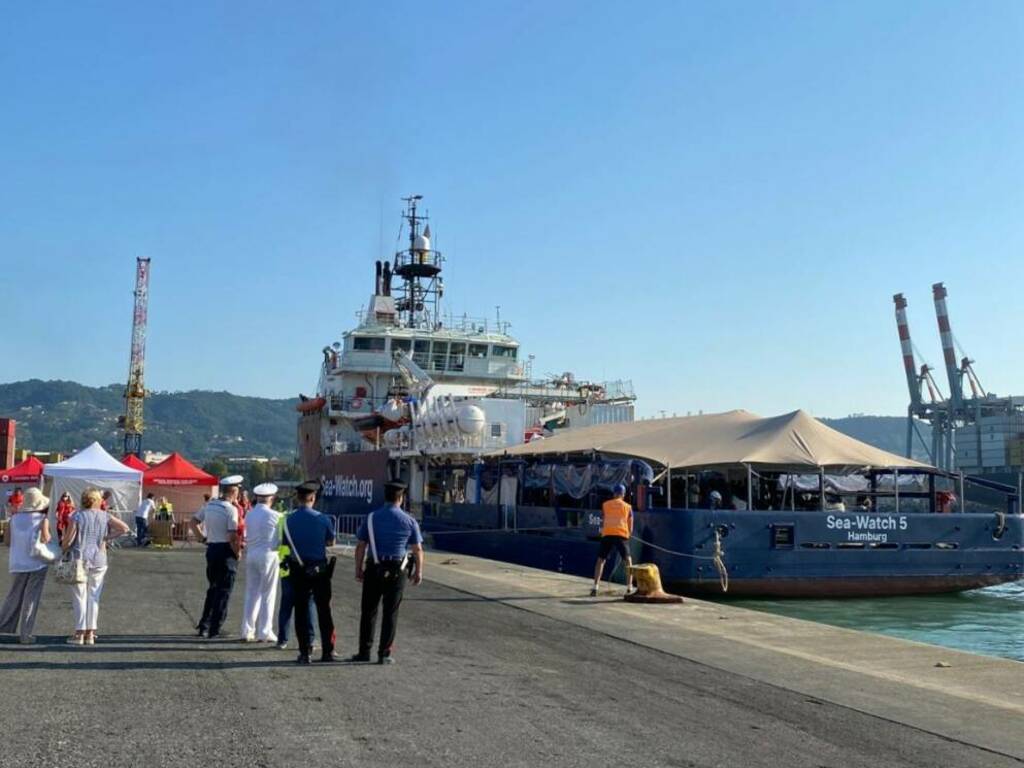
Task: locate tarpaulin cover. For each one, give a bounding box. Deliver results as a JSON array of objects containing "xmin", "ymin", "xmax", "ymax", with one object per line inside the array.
[
  {"xmin": 778, "ymin": 473, "xmax": 930, "ymax": 493},
  {"xmin": 499, "ymin": 410, "xmax": 933, "ymax": 471},
  {"xmin": 523, "ymin": 459, "xmax": 655, "ymax": 500}
]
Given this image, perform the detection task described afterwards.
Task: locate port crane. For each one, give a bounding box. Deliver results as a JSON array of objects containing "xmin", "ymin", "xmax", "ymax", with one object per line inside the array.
[
  {"xmin": 894, "ymin": 283, "xmax": 1024, "ymax": 473},
  {"xmin": 119, "ymin": 258, "xmax": 151, "ymax": 457}
]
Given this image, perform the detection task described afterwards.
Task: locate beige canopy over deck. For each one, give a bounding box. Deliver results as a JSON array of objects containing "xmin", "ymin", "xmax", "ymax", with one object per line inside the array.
[{"xmin": 499, "ymin": 409, "xmax": 933, "ymax": 472}]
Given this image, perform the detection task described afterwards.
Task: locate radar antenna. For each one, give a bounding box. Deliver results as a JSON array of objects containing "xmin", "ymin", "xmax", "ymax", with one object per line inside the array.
[{"xmin": 392, "ymin": 195, "xmax": 443, "ymax": 329}]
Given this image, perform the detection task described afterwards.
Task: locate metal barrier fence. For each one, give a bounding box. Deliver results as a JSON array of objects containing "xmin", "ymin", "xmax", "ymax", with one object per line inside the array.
[{"xmin": 333, "ymin": 514, "xmax": 367, "ymax": 541}]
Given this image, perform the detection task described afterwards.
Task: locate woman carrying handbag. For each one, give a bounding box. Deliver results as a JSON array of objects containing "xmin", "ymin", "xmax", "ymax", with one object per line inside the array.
[
  {"xmin": 60, "ymin": 488, "xmax": 130, "ymax": 645},
  {"xmin": 0, "ymin": 488, "xmax": 53, "ymax": 644}
]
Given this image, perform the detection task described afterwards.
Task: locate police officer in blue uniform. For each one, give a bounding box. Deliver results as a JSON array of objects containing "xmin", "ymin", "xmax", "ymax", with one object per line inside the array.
[
  {"xmin": 281, "ymin": 481, "xmax": 338, "ymax": 664},
  {"xmin": 352, "ymin": 480, "xmax": 424, "ymax": 664}
]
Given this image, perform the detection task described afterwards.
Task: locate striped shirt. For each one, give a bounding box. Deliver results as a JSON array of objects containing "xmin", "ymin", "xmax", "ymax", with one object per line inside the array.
[{"xmin": 72, "ymin": 509, "xmax": 111, "ymax": 569}]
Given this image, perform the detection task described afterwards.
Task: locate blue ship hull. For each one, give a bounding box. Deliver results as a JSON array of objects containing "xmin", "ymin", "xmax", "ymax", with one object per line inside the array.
[{"xmin": 418, "ymin": 503, "xmax": 1024, "ymax": 597}]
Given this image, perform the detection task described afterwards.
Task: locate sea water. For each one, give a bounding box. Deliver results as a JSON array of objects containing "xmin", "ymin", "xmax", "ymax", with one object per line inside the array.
[{"xmin": 732, "ymin": 580, "xmax": 1024, "ymax": 662}]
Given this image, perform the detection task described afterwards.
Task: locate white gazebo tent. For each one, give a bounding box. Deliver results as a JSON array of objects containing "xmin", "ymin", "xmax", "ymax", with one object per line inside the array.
[{"xmin": 43, "ymin": 442, "xmax": 144, "ymax": 525}]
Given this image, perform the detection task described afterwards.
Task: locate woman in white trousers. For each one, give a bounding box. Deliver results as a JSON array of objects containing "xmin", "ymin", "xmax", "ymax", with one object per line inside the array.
[
  {"xmin": 240, "ymin": 484, "xmax": 283, "ymax": 642},
  {"xmin": 61, "ymin": 488, "xmax": 129, "ymax": 645}
]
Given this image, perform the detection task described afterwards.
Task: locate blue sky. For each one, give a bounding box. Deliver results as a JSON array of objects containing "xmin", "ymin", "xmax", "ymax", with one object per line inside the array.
[{"xmin": 1, "ymin": 1, "xmax": 1021, "ymax": 418}]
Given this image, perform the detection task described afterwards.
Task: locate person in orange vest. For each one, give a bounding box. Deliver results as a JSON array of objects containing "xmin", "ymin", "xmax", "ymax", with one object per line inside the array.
[{"xmin": 590, "ymin": 483, "xmax": 635, "ymax": 597}]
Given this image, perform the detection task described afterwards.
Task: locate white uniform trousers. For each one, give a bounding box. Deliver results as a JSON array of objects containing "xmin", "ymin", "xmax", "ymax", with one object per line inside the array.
[{"xmin": 240, "ymin": 548, "xmax": 280, "ymax": 641}]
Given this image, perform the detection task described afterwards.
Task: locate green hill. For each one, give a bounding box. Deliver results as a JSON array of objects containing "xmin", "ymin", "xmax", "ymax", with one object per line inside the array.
[{"xmin": 0, "ymin": 379, "xmax": 298, "ymax": 460}]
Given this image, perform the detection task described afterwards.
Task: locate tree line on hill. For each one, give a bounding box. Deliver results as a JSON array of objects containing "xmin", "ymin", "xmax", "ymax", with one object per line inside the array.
[
  {"xmin": 0, "ymin": 379, "xmax": 299, "ymax": 461},
  {"xmin": 0, "ymin": 379, "xmax": 928, "ymax": 467}
]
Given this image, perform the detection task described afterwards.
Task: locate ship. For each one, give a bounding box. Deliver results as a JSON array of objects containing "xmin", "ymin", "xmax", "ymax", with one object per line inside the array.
[
  {"xmin": 298, "ymin": 195, "xmax": 636, "ymax": 516},
  {"xmin": 300, "ymin": 197, "xmax": 1024, "ymax": 597}
]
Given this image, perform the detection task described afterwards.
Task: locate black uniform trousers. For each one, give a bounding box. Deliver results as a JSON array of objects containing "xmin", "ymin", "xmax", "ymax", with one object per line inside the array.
[
  {"xmin": 289, "ymin": 562, "xmax": 335, "ymax": 658},
  {"xmin": 358, "ymin": 560, "xmax": 407, "ymax": 658},
  {"xmin": 198, "ymin": 543, "xmax": 237, "ymax": 635}
]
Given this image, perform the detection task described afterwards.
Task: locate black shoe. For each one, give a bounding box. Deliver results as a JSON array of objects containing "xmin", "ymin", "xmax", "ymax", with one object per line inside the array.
[
  {"xmin": 296, "ymin": 654, "xmax": 311, "ymax": 665},
  {"xmin": 208, "ymin": 632, "xmax": 231, "ymax": 640},
  {"xmin": 320, "ymin": 651, "xmax": 341, "ymax": 663},
  {"xmin": 349, "ymin": 653, "xmax": 371, "ymax": 663},
  {"xmin": 197, "ymin": 629, "xmax": 208, "ymax": 638},
  {"xmin": 378, "ymin": 655, "xmax": 394, "ymax": 665}
]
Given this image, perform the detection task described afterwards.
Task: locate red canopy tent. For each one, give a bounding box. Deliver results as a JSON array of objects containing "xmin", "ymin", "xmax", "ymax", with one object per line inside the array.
[
  {"xmin": 121, "ymin": 454, "xmax": 150, "ymax": 472},
  {"xmin": 2, "ymin": 456, "xmax": 45, "ymax": 509},
  {"xmin": 1, "ymin": 456, "xmax": 45, "ymax": 485},
  {"xmin": 143, "ymin": 453, "xmax": 218, "ymax": 527}
]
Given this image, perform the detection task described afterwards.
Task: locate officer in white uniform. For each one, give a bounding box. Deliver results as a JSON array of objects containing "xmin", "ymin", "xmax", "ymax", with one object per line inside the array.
[
  {"xmin": 240, "ymin": 483, "xmax": 282, "ymax": 642},
  {"xmin": 192, "ymin": 475, "xmax": 242, "ymax": 639}
]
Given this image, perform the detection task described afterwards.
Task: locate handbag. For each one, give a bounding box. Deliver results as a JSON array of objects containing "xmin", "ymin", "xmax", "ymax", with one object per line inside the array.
[
  {"xmin": 56, "ymin": 552, "xmax": 86, "ymax": 584},
  {"xmin": 30, "ymin": 533, "xmax": 56, "ymax": 564}
]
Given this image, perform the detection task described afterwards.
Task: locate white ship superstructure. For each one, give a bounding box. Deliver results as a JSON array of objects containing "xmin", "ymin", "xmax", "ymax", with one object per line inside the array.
[{"xmin": 299, "ymin": 196, "xmax": 635, "ymax": 504}]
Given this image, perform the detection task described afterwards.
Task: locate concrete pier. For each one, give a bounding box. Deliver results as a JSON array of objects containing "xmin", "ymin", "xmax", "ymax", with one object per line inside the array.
[{"xmin": 0, "ymin": 547, "xmax": 1021, "ymax": 767}]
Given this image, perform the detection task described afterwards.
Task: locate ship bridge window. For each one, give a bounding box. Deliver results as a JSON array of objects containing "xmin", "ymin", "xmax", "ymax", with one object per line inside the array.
[
  {"xmin": 449, "ymin": 343, "xmax": 466, "ymax": 372},
  {"xmin": 413, "ymin": 339, "xmax": 430, "ymax": 366},
  {"xmin": 391, "ymin": 338, "xmax": 412, "ymax": 354},
  {"xmin": 431, "ymin": 342, "xmax": 449, "ymax": 371},
  {"xmin": 468, "ymin": 343, "xmax": 488, "ymax": 358},
  {"xmin": 353, "ymin": 336, "xmax": 386, "ymax": 352},
  {"xmin": 492, "ymin": 345, "xmax": 517, "ymax": 359}
]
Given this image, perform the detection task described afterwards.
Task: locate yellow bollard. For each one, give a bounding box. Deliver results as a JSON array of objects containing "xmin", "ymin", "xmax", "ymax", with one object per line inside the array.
[{"xmin": 625, "ymin": 563, "xmax": 683, "ymax": 604}]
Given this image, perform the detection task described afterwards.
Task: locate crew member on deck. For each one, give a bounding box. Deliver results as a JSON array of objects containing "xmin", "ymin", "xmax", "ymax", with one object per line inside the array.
[
  {"xmin": 192, "ymin": 476, "xmax": 242, "ymax": 639},
  {"xmin": 352, "ymin": 480, "xmax": 424, "ymax": 665},
  {"xmin": 590, "ymin": 483, "xmax": 634, "ymax": 597},
  {"xmin": 281, "ymin": 481, "xmax": 337, "ymax": 664}
]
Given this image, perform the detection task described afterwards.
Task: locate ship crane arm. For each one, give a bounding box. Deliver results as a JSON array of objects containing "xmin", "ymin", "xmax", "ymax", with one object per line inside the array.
[{"xmin": 391, "ymin": 349, "xmax": 435, "ymax": 401}]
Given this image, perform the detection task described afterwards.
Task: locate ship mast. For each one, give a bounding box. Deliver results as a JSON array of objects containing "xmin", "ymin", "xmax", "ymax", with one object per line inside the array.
[{"xmin": 393, "ymin": 195, "xmax": 443, "ymax": 329}]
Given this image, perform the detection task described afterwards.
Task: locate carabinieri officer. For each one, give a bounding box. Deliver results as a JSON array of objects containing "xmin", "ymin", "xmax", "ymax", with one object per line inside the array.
[
  {"xmin": 281, "ymin": 481, "xmax": 338, "ymax": 664},
  {"xmin": 192, "ymin": 475, "xmax": 243, "ymax": 638},
  {"xmin": 352, "ymin": 480, "xmax": 424, "ymax": 665}
]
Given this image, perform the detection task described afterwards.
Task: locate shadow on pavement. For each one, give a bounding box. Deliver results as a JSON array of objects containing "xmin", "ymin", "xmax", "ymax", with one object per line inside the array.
[{"xmin": 0, "ymin": 659, "xmax": 330, "ymax": 671}]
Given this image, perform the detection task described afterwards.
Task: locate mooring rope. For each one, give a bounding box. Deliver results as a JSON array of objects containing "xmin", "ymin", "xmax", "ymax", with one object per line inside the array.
[{"xmin": 423, "ymin": 523, "xmax": 729, "ymax": 593}]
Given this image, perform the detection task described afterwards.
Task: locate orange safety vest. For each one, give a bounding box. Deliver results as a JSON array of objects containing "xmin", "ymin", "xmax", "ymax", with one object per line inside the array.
[{"xmin": 600, "ymin": 498, "xmax": 632, "ymax": 539}]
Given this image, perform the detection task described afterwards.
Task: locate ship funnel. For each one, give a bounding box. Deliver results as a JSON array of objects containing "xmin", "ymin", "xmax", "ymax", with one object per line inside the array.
[
  {"xmin": 382, "ymin": 261, "xmax": 392, "ymax": 296},
  {"xmin": 375, "ymin": 260, "xmax": 383, "ymax": 295}
]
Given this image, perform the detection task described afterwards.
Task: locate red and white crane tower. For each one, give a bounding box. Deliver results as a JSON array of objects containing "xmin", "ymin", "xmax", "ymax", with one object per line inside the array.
[{"xmin": 120, "ymin": 257, "xmax": 151, "ymax": 457}]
